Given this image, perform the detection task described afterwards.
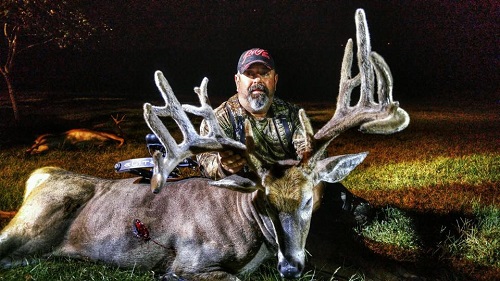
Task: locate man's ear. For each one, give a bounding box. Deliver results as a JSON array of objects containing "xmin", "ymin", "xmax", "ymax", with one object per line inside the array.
[
  {"xmin": 313, "ymin": 152, "xmax": 368, "ymax": 185},
  {"xmin": 234, "ymin": 74, "xmax": 240, "ymax": 91}
]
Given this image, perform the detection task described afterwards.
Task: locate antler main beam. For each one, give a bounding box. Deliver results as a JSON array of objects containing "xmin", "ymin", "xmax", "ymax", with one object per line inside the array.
[
  {"xmin": 144, "ymin": 71, "xmax": 245, "ymax": 193},
  {"xmin": 314, "ymin": 9, "xmax": 410, "ymax": 142}
]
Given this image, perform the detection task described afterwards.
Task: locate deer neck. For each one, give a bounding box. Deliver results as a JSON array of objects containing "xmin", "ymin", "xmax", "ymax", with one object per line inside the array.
[{"xmin": 242, "ymin": 190, "xmax": 279, "ymax": 251}]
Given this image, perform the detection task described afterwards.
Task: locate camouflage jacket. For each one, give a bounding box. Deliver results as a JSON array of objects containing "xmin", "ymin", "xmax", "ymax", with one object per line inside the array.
[{"xmin": 197, "ymin": 94, "xmax": 309, "ymax": 179}]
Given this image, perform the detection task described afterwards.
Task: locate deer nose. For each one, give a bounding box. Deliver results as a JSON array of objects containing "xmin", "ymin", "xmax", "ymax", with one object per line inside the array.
[{"xmin": 278, "ymin": 259, "xmax": 303, "ymax": 279}]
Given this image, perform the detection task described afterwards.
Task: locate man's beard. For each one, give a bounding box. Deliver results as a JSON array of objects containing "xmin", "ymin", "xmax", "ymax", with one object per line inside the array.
[{"xmin": 247, "ymin": 84, "xmax": 271, "ymax": 111}]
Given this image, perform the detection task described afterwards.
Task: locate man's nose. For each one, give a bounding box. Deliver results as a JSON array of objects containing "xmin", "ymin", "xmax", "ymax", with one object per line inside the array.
[{"xmin": 252, "ymin": 76, "xmax": 262, "ymax": 83}]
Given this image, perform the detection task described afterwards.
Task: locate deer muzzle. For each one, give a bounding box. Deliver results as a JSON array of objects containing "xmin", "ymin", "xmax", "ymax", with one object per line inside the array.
[{"xmin": 278, "ymin": 255, "xmax": 304, "ymax": 279}]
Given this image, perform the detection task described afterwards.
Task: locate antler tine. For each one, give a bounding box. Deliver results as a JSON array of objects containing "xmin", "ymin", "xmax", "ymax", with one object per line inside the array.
[
  {"xmin": 182, "ymin": 78, "xmax": 217, "ymax": 136},
  {"xmin": 371, "ymin": 52, "xmax": 393, "ymax": 106},
  {"xmin": 182, "ymin": 80, "xmax": 221, "ymax": 135},
  {"xmin": 183, "ymin": 78, "xmax": 246, "ymax": 151},
  {"xmin": 337, "ymin": 39, "xmax": 361, "ymax": 111},
  {"xmin": 111, "ymin": 114, "xmax": 126, "ymax": 124},
  {"xmin": 313, "ymin": 9, "xmax": 409, "ymax": 143},
  {"xmin": 297, "ymin": 109, "xmax": 315, "ymax": 163},
  {"xmin": 360, "ymin": 52, "xmax": 410, "ymax": 134},
  {"xmin": 356, "ymin": 8, "xmax": 375, "ymax": 107},
  {"xmin": 144, "ymin": 71, "xmax": 194, "ymax": 159}
]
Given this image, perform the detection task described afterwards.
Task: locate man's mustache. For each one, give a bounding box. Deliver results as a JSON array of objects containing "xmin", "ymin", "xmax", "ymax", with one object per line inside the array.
[{"xmin": 248, "ymin": 84, "xmax": 269, "ymax": 95}]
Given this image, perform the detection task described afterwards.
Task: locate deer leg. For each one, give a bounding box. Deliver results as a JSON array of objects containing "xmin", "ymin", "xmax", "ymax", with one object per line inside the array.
[
  {"xmin": 167, "ymin": 252, "xmax": 243, "ymax": 281},
  {"xmin": 162, "ymin": 271, "xmax": 241, "ymax": 281},
  {"xmin": 192, "ymin": 272, "xmax": 241, "ymax": 281}
]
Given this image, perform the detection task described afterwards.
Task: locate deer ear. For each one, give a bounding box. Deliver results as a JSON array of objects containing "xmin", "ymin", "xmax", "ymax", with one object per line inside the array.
[
  {"xmin": 313, "ymin": 152, "xmax": 368, "ymax": 185},
  {"xmin": 209, "ymin": 175, "xmax": 260, "ymax": 193}
]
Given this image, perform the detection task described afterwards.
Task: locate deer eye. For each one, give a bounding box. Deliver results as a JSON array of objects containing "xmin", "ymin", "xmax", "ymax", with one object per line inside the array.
[{"xmin": 303, "ymin": 198, "xmax": 312, "ymax": 209}]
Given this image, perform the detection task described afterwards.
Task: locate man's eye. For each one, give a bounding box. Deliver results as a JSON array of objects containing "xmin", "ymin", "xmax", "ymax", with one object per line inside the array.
[{"xmin": 243, "ymin": 71, "xmax": 270, "ymax": 79}]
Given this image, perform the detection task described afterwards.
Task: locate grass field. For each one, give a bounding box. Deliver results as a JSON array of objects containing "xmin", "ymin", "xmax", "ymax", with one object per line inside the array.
[{"xmin": 0, "ymin": 91, "xmax": 499, "ymax": 280}]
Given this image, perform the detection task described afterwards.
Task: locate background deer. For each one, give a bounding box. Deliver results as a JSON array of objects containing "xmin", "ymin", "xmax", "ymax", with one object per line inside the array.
[
  {"xmin": 1, "ymin": 9, "xmax": 408, "ymax": 280},
  {"xmin": 25, "ymin": 115, "xmax": 125, "ymax": 154}
]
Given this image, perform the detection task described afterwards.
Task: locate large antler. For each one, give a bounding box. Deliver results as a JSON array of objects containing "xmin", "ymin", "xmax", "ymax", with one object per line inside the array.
[
  {"xmin": 144, "ymin": 71, "xmax": 245, "ymax": 193},
  {"xmin": 313, "ymin": 9, "xmax": 410, "ymax": 146}
]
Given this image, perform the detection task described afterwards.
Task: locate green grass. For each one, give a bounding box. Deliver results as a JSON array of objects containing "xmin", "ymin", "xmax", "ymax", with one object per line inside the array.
[
  {"xmin": 0, "ymin": 258, "xmax": 358, "ymax": 281},
  {"xmin": 0, "ymin": 257, "xmax": 156, "ymax": 281},
  {"xmin": 358, "ymin": 207, "xmax": 421, "ymax": 251},
  {"xmin": 441, "ymin": 203, "xmax": 500, "ymax": 268},
  {"xmin": 344, "ymin": 154, "xmax": 500, "ymax": 191}
]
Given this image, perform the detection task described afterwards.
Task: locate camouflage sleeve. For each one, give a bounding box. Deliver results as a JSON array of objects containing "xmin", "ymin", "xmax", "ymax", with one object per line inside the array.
[
  {"xmin": 196, "ymin": 102, "xmax": 234, "ymax": 179},
  {"xmin": 196, "ymin": 149, "xmax": 226, "ymax": 179}
]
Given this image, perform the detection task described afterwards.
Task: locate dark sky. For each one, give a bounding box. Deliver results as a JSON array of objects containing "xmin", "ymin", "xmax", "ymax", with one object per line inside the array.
[{"xmin": 17, "ymin": 0, "xmax": 499, "ymax": 103}]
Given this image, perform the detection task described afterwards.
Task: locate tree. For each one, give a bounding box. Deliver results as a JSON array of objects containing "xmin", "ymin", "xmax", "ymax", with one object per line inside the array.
[{"xmin": 0, "ymin": 0, "xmax": 108, "ymax": 122}]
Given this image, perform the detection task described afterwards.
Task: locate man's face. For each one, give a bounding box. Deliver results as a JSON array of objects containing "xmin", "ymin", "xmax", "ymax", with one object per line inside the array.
[{"xmin": 235, "ymin": 63, "xmax": 278, "ymax": 117}]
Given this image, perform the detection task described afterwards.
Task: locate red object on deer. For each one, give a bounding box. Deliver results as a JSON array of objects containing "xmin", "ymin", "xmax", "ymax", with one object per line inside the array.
[{"xmin": 132, "ymin": 219, "xmax": 150, "ymax": 241}]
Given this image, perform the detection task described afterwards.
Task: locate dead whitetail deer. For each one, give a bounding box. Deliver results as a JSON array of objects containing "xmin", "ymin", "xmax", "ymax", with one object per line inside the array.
[
  {"xmin": 1, "ymin": 9, "xmax": 408, "ymax": 280},
  {"xmin": 25, "ymin": 115, "xmax": 125, "ymax": 155}
]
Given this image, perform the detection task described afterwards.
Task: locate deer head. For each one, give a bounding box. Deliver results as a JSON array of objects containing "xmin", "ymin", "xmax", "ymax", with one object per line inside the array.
[
  {"xmin": 111, "ymin": 114, "xmax": 126, "ymax": 136},
  {"xmin": 143, "ymin": 8, "xmax": 409, "ymax": 278}
]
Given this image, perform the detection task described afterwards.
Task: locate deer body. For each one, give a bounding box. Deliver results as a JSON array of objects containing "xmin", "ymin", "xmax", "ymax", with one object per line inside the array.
[
  {"xmin": 26, "ymin": 128, "xmax": 124, "ymax": 155},
  {"xmin": 1, "ymin": 154, "xmax": 366, "ymax": 280},
  {"xmin": 63, "ymin": 129, "xmax": 125, "ymax": 147},
  {"xmin": 0, "ymin": 166, "xmax": 328, "ymax": 279}
]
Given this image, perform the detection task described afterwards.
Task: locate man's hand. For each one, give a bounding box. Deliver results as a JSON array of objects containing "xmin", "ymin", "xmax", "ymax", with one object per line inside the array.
[{"xmin": 218, "ymin": 150, "xmax": 247, "ymax": 174}]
